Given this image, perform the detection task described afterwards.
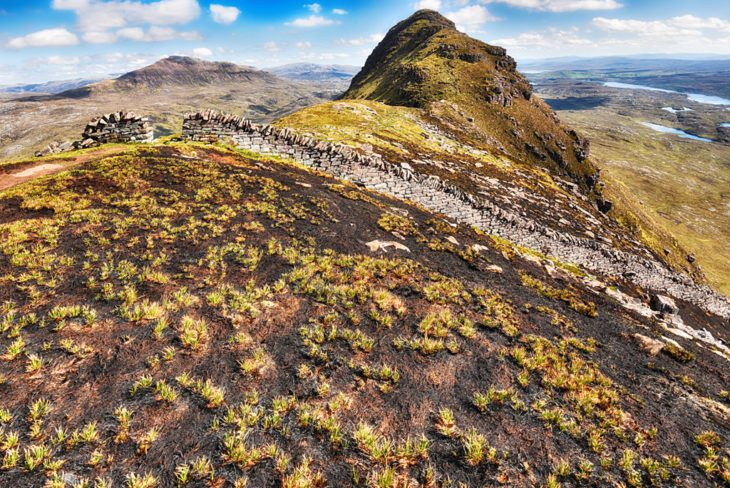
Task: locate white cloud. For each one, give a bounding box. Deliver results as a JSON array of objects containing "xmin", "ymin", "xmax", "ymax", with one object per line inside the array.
[
  {"xmin": 193, "ymin": 47, "xmax": 213, "ymax": 57},
  {"xmin": 285, "ymin": 15, "xmax": 337, "ymax": 27},
  {"xmin": 446, "ymin": 5, "xmax": 496, "ymax": 31},
  {"xmin": 296, "ymin": 41, "xmax": 312, "ymax": 49},
  {"xmin": 47, "ymin": 55, "xmax": 82, "ymax": 65},
  {"xmin": 84, "ymin": 26, "xmax": 201, "ymax": 44},
  {"xmin": 305, "ymin": 3, "xmax": 322, "ymax": 13},
  {"xmin": 7, "ymin": 28, "xmax": 80, "ymax": 48},
  {"xmin": 332, "ymin": 8, "xmax": 348, "ymax": 15},
  {"xmin": 593, "ymin": 15, "xmax": 730, "ymax": 37},
  {"xmin": 264, "ymin": 41, "xmax": 282, "ymax": 52},
  {"xmin": 338, "ymin": 33, "xmax": 384, "ymax": 46},
  {"xmin": 210, "ymin": 4, "xmax": 240, "ymax": 24},
  {"xmin": 481, "ymin": 0, "xmax": 622, "ymax": 12},
  {"xmin": 413, "ymin": 0, "xmax": 441, "ymax": 10},
  {"xmin": 52, "ymin": 0, "xmax": 201, "ymax": 44},
  {"xmin": 492, "ymin": 28, "xmax": 594, "ymax": 49},
  {"xmin": 669, "ymin": 15, "xmax": 730, "ymax": 32}
]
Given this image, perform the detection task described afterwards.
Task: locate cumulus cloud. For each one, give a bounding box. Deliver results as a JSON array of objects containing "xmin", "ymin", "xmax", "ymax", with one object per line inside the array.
[
  {"xmin": 264, "ymin": 41, "xmax": 282, "ymax": 52},
  {"xmin": 285, "ymin": 15, "xmax": 337, "ymax": 27},
  {"xmin": 413, "ymin": 0, "xmax": 441, "ymax": 10},
  {"xmin": 593, "ymin": 15, "xmax": 730, "ymax": 37},
  {"xmin": 84, "ymin": 26, "xmax": 200, "ymax": 44},
  {"xmin": 210, "ymin": 4, "xmax": 240, "ymax": 24},
  {"xmin": 52, "ymin": 0, "xmax": 201, "ymax": 44},
  {"xmin": 47, "ymin": 55, "xmax": 82, "ymax": 65},
  {"xmin": 7, "ymin": 28, "xmax": 80, "ymax": 48},
  {"xmin": 481, "ymin": 0, "xmax": 622, "ymax": 12},
  {"xmin": 193, "ymin": 47, "xmax": 213, "ymax": 57},
  {"xmin": 446, "ymin": 5, "xmax": 496, "ymax": 31},
  {"xmin": 305, "ymin": 3, "xmax": 322, "ymax": 13},
  {"xmin": 332, "ymin": 8, "xmax": 348, "ymax": 15},
  {"xmin": 296, "ymin": 41, "xmax": 312, "ymax": 49},
  {"xmin": 492, "ymin": 28, "xmax": 594, "ymax": 49},
  {"xmin": 338, "ymin": 33, "xmax": 384, "ymax": 46}
]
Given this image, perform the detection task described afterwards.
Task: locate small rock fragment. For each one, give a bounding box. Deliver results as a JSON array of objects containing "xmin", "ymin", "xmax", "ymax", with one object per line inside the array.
[
  {"xmin": 366, "ymin": 240, "xmax": 410, "ymax": 253},
  {"xmin": 633, "ymin": 334, "xmax": 664, "ymax": 356}
]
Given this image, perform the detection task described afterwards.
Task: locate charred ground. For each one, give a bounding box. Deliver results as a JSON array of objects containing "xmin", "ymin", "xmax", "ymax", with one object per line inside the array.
[{"xmin": 0, "ymin": 144, "xmax": 727, "ymax": 487}]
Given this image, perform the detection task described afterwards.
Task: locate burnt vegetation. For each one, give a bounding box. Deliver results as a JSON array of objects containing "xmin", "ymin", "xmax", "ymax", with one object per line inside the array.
[{"xmin": 0, "ymin": 144, "xmax": 727, "ymax": 486}]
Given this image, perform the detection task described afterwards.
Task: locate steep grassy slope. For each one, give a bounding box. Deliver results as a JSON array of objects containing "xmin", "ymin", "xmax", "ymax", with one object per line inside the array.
[
  {"xmin": 534, "ymin": 79, "xmax": 730, "ymax": 296},
  {"xmin": 342, "ymin": 10, "xmax": 596, "ymax": 187},
  {"xmin": 0, "ymin": 143, "xmax": 728, "ymax": 486},
  {"xmin": 278, "ymin": 100, "xmax": 704, "ymax": 282}
]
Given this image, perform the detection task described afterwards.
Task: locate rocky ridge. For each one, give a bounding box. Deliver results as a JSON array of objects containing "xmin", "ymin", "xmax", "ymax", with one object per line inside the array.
[{"xmin": 182, "ymin": 109, "xmax": 730, "ymax": 319}]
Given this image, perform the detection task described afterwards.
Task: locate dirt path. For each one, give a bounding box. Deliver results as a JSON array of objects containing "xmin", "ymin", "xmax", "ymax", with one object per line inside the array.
[{"xmin": 0, "ymin": 146, "xmax": 127, "ymax": 192}]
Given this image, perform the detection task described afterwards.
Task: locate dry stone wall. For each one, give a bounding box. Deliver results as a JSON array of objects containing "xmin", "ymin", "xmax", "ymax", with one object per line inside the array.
[
  {"xmin": 35, "ymin": 111, "xmax": 153, "ymax": 157},
  {"xmin": 183, "ymin": 110, "xmax": 730, "ymax": 318},
  {"xmin": 81, "ymin": 111, "xmax": 153, "ymax": 146}
]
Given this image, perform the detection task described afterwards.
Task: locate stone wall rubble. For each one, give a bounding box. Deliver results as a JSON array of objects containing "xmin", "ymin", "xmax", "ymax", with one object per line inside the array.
[
  {"xmin": 182, "ymin": 110, "xmax": 730, "ymax": 318},
  {"xmin": 35, "ymin": 111, "xmax": 153, "ymax": 157}
]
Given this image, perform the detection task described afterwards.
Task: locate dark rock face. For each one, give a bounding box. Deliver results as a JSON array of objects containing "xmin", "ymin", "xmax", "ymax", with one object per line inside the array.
[
  {"xmin": 718, "ymin": 126, "xmax": 730, "ymax": 143},
  {"xmin": 650, "ymin": 294, "xmax": 679, "ymax": 315},
  {"xmin": 597, "ymin": 198, "xmax": 613, "ymax": 214}
]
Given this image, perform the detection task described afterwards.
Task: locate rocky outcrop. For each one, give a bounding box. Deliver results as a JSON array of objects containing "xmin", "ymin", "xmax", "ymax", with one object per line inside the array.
[
  {"xmin": 182, "ymin": 110, "xmax": 730, "ymax": 318},
  {"xmin": 718, "ymin": 125, "xmax": 730, "ymax": 144}
]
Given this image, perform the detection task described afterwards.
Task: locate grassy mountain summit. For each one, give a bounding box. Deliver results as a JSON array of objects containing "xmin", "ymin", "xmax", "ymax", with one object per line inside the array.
[{"xmin": 343, "ymin": 10, "xmax": 595, "ymax": 186}]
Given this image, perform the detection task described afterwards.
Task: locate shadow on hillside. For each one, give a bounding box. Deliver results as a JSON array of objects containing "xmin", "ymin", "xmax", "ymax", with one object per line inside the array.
[
  {"xmin": 17, "ymin": 86, "xmax": 93, "ymax": 102},
  {"xmin": 543, "ymin": 96, "xmax": 609, "ymax": 111}
]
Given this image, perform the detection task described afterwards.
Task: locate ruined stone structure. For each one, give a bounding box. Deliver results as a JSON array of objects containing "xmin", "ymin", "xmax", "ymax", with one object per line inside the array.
[
  {"xmin": 35, "ymin": 111, "xmax": 153, "ymax": 157},
  {"xmin": 183, "ymin": 110, "xmax": 730, "ymax": 318},
  {"xmin": 81, "ymin": 112, "xmax": 153, "ymax": 146}
]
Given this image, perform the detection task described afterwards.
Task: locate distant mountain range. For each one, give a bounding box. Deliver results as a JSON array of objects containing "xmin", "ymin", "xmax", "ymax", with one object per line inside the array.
[
  {"xmin": 267, "ymin": 63, "xmax": 360, "ymax": 82},
  {"xmin": 519, "ymin": 55, "xmax": 730, "ymax": 73},
  {"xmin": 0, "ymin": 78, "xmax": 101, "ymax": 95}
]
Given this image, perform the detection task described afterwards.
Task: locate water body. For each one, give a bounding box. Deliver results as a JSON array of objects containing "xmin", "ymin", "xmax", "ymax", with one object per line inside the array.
[
  {"xmin": 640, "ymin": 122, "xmax": 714, "ymax": 142},
  {"xmin": 604, "ymin": 81, "xmax": 730, "ymax": 106},
  {"xmin": 661, "ymin": 106, "xmax": 692, "ymax": 114},
  {"xmin": 721, "ymin": 122, "xmax": 730, "ymax": 128}
]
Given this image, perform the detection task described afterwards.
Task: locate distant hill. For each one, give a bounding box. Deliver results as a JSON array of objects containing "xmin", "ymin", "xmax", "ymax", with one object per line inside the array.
[
  {"xmin": 0, "ymin": 56, "xmax": 345, "ymax": 160},
  {"xmin": 114, "ymin": 56, "xmax": 278, "ymax": 88},
  {"xmin": 60, "ymin": 56, "xmax": 282, "ymax": 96},
  {"xmin": 268, "ymin": 63, "xmax": 360, "ymax": 82},
  {"xmin": 0, "ymin": 78, "xmax": 102, "ymax": 94}
]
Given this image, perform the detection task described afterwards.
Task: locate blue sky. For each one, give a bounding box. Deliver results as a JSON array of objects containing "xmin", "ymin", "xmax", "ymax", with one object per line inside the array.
[{"xmin": 1, "ymin": 0, "xmax": 730, "ymax": 84}]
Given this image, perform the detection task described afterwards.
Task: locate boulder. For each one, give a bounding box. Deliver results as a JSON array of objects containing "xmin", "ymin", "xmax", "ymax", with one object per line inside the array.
[{"xmin": 650, "ymin": 294, "xmax": 678, "ymax": 315}]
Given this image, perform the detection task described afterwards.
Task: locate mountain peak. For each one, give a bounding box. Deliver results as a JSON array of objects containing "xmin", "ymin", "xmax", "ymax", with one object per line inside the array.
[
  {"xmin": 114, "ymin": 56, "xmax": 271, "ymax": 88},
  {"xmin": 403, "ymin": 9, "xmax": 457, "ymax": 29},
  {"xmin": 343, "ymin": 11, "xmax": 597, "ymax": 188}
]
